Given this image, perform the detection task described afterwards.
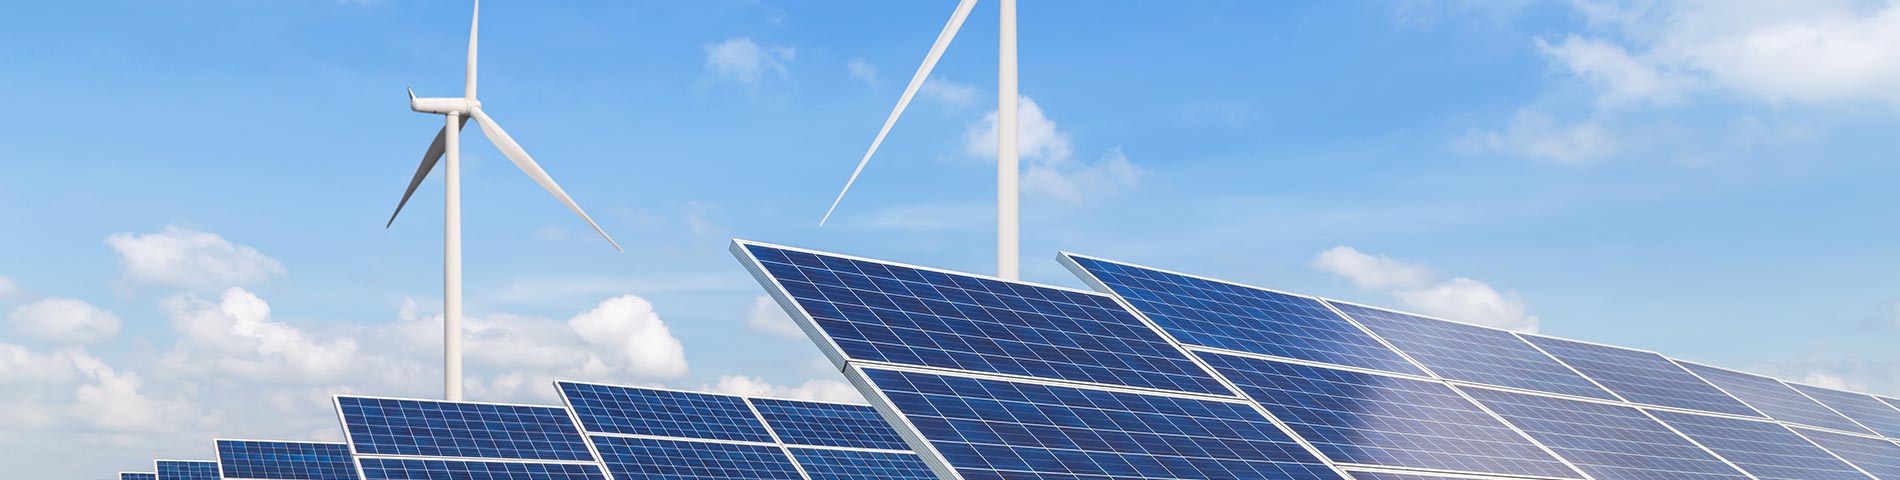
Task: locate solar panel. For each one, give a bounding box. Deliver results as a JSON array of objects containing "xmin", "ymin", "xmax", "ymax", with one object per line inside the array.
[
  {"xmin": 557, "ymin": 381, "xmax": 774, "ymax": 443},
  {"xmin": 1787, "ymin": 382, "xmax": 1900, "ymax": 438},
  {"xmin": 738, "ymin": 242, "xmax": 1230, "ymax": 395},
  {"xmin": 155, "ymin": 461, "xmax": 220, "ymax": 480},
  {"xmin": 1326, "ymin": 300, "xmax": 1617, "ymax": 401},
  {"xmin": 1061, "ymin": 253, "xmax": 1426, "ymax": 376},
  {"xmin": 1675, "ymin": 361, "xmax": 1873, "ymax": 434},
  {"xmin": 1461, "ymin": 386, "xmax": 1751, "ymax": 480},
  {"xmin": 1793, "ymin": 427, "xmax": 1900, "ymax": 479},
  {"xmin": 1343, "ymin": 471, "xmax": 1500, "ymax": 480},
  {"xmin": 1518, "ymin": 335, "xmax": 1761, "ymax": 417},
  {"xmin": 335, "ymin": 396, "xmax": 594, "ymax": 461},
  {"xmin": 1197, "ymin": 351, "xmax": 1581, "ymax": 479},
  {"xmin": 788, "ymin": 448, "xmax": 937, "ymax": 480},
  {"xmin": 214, "ymin": 440, "xmax": 354, "ymax": 480},
  {"xmin": 589, "ymin": 435, "xmax": 803, "ymax": 480},
  {"xmin": 1648, "ymin": 409, "xmax": 1868, "ymax": 480},
  {"xmin": 122, "ymin": 472, "xmax": 158, "ymax": 480},
  {"xmin": 355, "ymin": 459, "xmax": 605, "ymax": 480},
  {"xmin": 750, "ymin": 398, "xmax": 912, "ymax": 451}
]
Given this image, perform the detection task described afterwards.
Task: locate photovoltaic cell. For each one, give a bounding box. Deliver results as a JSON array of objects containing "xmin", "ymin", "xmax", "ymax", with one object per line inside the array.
[
  {"xmin": 1063, "ymin": 254, "xmax": 1426, "ymax": 376},
  {"xmin": 123, "ymin": 473, "xmax": 158, "ymax": 480},
  {"xmin": 1675, "ymin": 362, "xmax": 1873, "ymax": 434},
  {"xmin": 1327, "ymin": 301, "xmax": 1616, "ymax": 401},
  {"xmin": 1519, "ymin": 335, "xmax": 1760, "ymax": 417},
  {"xmin": 1462, "ymin": 387, "xmax": 1751, "ymax": 480},
  {"xmin": 1794, "ymin": 427, "xmax": 1900, "ymax": 479},
  {"xmin": 355, "ymin": 458, "xmax": 606, "ymax": 480},
  {"xmin": 1787, "ymin": 383, "xmax": 1900, "ymax": 438},
  {"xmin": 1345, "ymin": 472, "xmax": 1496, "ymax": 480},
  {"xmin": 556, "ymin": 382, "xmax": 774, "ymax": 443},
  {"xmin": 862, "ymin": 366, "xmax": 1345, "ymax": 480},
  {"xmin": 749, "ymin": 398, "xmax": 911, "ymax": 451},
  {"xmin": 1649, "ymin": 410, "xmax": 1868, "ymax": 480},
  {"xmin": 589, "ymin": 435, "xmax": 803, "ymax": 480},
  {"xmin": 788, "ymin": 448, "xmax": 937, "ymax": 480},
  {"xmin": 741, "ymin": 243, "xmax": 1229, "ymax": 395},
  {"xmin": 156, "ymin": 461, "xmax": 220, "ymax": 480},
  {"xmin": 215, "ymin": 440, "xmax": 355, "ymax": 480},
  {"xmin": 1198, "ymin": 352, "xmax": 1580, "ymax": 479},
  {"xmin": 335, "ymin": 396, "xmax": 593, "ymax": 461}
]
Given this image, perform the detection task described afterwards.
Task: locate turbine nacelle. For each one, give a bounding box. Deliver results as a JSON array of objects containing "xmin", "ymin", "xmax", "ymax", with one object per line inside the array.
[{"xmin": 409, "ymin": 90, "xmax": 479, "ymax": 115}]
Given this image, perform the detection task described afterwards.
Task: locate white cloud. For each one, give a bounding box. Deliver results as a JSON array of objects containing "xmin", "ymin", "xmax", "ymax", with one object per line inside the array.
[
  {"xmin": 8, "ymin": 298, "xmax": 121, "ymax": 344},
  {"xmin": 1535, "ymin": 35, "xmax": 1688, "ymax": 107},
  {"xmin": 106, "ymin": 226, "xmax": 285, "ymax": 289},
  {"xmin": 921, "ymin": 78, "xmax": 978, "ymax": 108},
  {"xmin": 567, "ymin": 295, "xmax": 689, "ymax": 380},
  {"xmin": 0, "ymin": 343, "xmax": 174, "ymax": 432},
  {"xmin": 964, "ymin": 96, "xmax": 1142, "ymax": 203},
  {"xmin": 0, "ymin": 275, "xmax": 18, "ymax": 299},
  {"xmin": 161, "ymin": 288, "xmax": 359, "ymax": 381},
  {"xmin": 703, "ymin": 37, "xmax": 795, "ymax": 83},
  {"xmin": 706, "ymin": 375, "xmax": 865, "ymax": 404},
  {"xmin": 847, "ymin": 58, "xmax": 878, "ymax": 87},
  {"xmin": 1801, "ymin": 371, "xmax": 1869, "ymax": 392},
  {"xmin": 391, "ymin": 294, "xmax": 690, "ymax": 396},
  {"xmin": 746, "ymin": 295, "xmax": 803, "ymax": 338},
  {"xmin": 1312, "ymin": 246, "xmax": 1539, "ymax": 332},
  {"xmin": 1457, "ymin": 109, "xmax": 1618, "ymax": 164}
]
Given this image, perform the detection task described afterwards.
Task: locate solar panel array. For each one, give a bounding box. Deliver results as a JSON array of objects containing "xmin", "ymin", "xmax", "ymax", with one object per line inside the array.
[
  {"xmin": 155, "ymin": 460, "xmax": 220, "ymax": 480},
  {"xmin": 333, "ymin": 396, "xmax": 608, "ymax": 480},
  {"xmin": 215, "ymin": 440, "xmax": 355, "ymax": 480},
  {"xmin": 122, "ymin": 473, "xmax": 158, "ymax": 480}
]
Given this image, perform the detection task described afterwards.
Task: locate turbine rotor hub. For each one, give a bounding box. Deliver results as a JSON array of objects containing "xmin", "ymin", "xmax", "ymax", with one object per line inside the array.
[{"xmin": 410, "ymin": 96, "xmax": 479, "ymax": 115}]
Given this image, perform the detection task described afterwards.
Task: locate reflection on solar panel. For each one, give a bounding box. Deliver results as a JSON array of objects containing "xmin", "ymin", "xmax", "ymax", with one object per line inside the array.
[
  {"xmin": 155, "ymin": 460, "xmax": 220, "ymax": 480},
  {"xmin": 789, "ymin": 448, "xmax": 937, "ymax": 480},
  {"xmin": 591, "ymin": 436, "xmax": 802, "ymax": 480},
  {"xmin": 559, "ymin": 381, "xmax": 773, "ymax": 442},
  {"xmin": 335, "ymin": 396, "xmax": 607, "ymax": 480},
  {"xmin": 1326, "ymin": 301, "xmax": 1617, "ymax": 401},
  {"xmin": 215, "ymin": 440, "xmax": 354, "ymax": 480},
  {"xmin": 1676, "ymin": 361, "xmax": 1873, "ymax": 434},
  {"xmin": 355, "ymin": 459, "xmax": 605, "ymax": 480},
  {"xmin": 1198, "ymin": 351, "xmax": 1580, "ymax": 479},
  {"xmin": 1794, "ymin": 427, "xmax": 1900, "ymax": 479},
  {"xmin": 1459, "ymin": 387, "xmax": 1751, "ymax": 480},
  {"xmin": 1788, "ymin": 383, "xmax": 1900, "ymax": 438},
  {"xmin": 751, "ymin": 398, "xmax": 911, "ymax": 451},
  {"xmin": 1344, "ymin": 471, "xmax": 1499, "ymax": 480},
  {"xmin": 1063, "ymin": 254, "xmax": 1426, "ymax": 376},
  {"xmin": 122, "ymin": 472, "xmax": 158, "ymax": 480},
  {"xmin": 1649, "ymin": 410, "xmax": 1868, "ymax": 480},
  {"xmin": 1519, "ymin": 335, "xmax": 1762, "ymax": 417}
]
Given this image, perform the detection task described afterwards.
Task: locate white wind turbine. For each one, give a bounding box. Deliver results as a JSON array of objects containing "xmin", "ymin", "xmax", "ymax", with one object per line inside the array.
[
  {"xmin": 819, "ymin": 0, "xmax": 1023, "ymax": 280},
  {"xmin": 384, "ymin": 0, "xmax": 620, "ymax": 401}
]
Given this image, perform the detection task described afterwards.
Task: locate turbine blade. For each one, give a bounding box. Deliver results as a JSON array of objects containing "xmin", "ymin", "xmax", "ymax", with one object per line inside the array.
[
  {"xmin": 467, "ymin": 107, "xmax": 622, "ymax": 252},
  {"xmin": 820, "ymin": 0, "xmax": 979, "ymax": 226},
  {"xmin": 387, "ymin": 117, "xmax": 470, "ymax": 228},
  {"xmin": 466, "ymin": 0, "xmax": 479, "ymax": 99}
]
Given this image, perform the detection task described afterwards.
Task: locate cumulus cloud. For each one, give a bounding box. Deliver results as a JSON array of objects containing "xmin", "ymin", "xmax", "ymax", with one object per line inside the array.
[
  {"xmin": 964, "ymin": 96, "xmax": 1142, "ymax": 203},
  {"xmin": 7, "ymin": 298, "xmax": 121, "ymax": 344},
  {"xmin": 1801, "ymin": 371, "xmax": 1869, "ymax": 392},
  {"xmin": 106, "ymin": 226, "xmax": 285, "ymax": 289},
  {"xmin": 161, "ymin": 288, "xmax": 359, "ymax": 381},
  {"xmin": 1457, "ymin": 109, "xmax": 1618, "ymax": 165},
  {"xmin": 0, "ymin": 344, "xmax": 174, "ymax": 432},
  {"xmin": 391, "ymin": 294, "xmax": 690, "ymax": 397},
  {"xmin": 1535, "ymin": 35, "xmax": 1689, "ymax": 107},
  {"xmin": 746, "ymin": 295, "xmax": 803, "ymax": 338},
  {"xmin": 1313, "ymin": 246, "xmax": 1539, "ymax": 332},
  {"xmin": 706, "ymin": 375, "xmax": 864, "ymax": 404},
  {"xmin": 847, "ymin": 58, "xmax": 878, "ymax": 87},
  {"xmin": 703, "ymin": 37, "xmax": 795, "ymax": 83}
]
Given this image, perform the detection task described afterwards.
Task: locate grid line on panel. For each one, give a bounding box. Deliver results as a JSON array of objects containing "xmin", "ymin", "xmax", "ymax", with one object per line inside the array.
[
  {"xmin": 741, "ymin": 242, "xmax": 1230, "ymax": 395},
  {"xmin": 750, "ymin": 398, "xmax": 912, "ymax": 451},
  {"xmin": 1325, "ymin": 301, "xmax": 1617, "ymax": 401},
  {"xmin": 335, "ymin": 396, "xmax": 594, "ymax": 462},
  {"xmin": 156, "ymin": 461, "xmax": 220, "ymax": 480},
  {"xmin": 788, "ymin": 447, "xmax": 937, "ymax": 480},
  {"xmin": 215, "ymin": 440, "xmax": 355, "ymax": 480},
  {"xmin": 1795, "ymin": 427, "xmax": 1900, "ymax": 479},
  {"xmin": 1197, "ymin": 351, "xmax": 1581, "ymax": 479},
  {"xmin": 1675, "ymin": 362, "xmax": 1874, "ymax": 435},
  {"xmin": 1519, "ymin": 335, "xmax": 1762, "ymax": 417},
  {"xmin": 1461, "ymin": 386, "xmax": 1753, "ymax": 480},
  {"xmin": 1649, "ymin": 409, "xmax": 1870, "ymax": 480},
  {"xmin": 590, "ymin": 435, "xmax": 805, "ymax": 480},
  {"xmin": 557, "ymin": 381, "xmax": 775, "ymax": 443},
  {"xmin": 354, "ymin": 458, "xmax": 607, "ymax": 480},
  {"xmin": 1063, "ymin": 254, "xmax": 1427, "ymax": 376},
  {"xmin": 1786, "ymin": 383, "xmax": 1900, "ymax": 438},
  {"xmin": 122, "ymin": 473, "xmax": 158, "ymax": 480}
]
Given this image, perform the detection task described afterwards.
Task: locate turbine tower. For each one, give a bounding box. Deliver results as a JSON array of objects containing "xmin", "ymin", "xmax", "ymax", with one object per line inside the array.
[
  {"xmin": 385, "ymin": 0, "xmax": 621, "ymax": 401},
  {"xmin": 820, "ymin": 0, "xmax": 1022, "ymax": 279}
]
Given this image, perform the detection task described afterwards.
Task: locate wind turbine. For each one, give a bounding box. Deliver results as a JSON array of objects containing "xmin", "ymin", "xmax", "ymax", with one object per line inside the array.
[
  {"xmin": 385, "ymin": 0, "xmax": 621, "ymax": 401},
  {"xmin": 819, "ymin": 0, "xmax": 1022, "ymax": 280}
]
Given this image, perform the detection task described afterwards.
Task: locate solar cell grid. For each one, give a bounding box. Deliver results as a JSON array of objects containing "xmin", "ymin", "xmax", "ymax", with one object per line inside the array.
[
  {"xmin": 1787, "ymin": 383, "xmax": 1900, "ymax": 438},
  {"xmin": 1461, "ymin": 386, "xmax": 1752, "ymax": 480},
  {"xmin": 1327, "ymin": 301, "xmax": 1617, "ymax": 401},
  {"xmin": 355, "ymin": 458, "xmax": 606, "ymax": 480},
  {"xmin": 122, "ymin": 473, "xmax": 158, "ymax": 480},
  {"xmin": 557, "ymin": 382, "xmax": 774, "ymax": 443},
  {"xmin": 1344, "ymin": 472, "xmax": 1497, "ymax": 480},
  {"xmin": 335, "ymin": 396, "xmax": 594, "ymax": 462},
  {"xmin": 215, "ymin": 440, "xmax": 354, "ymax": 480},
  {"xmin": 590, "ymin": 435, "xmax": 803, "ymax": 480},
  {"xmin": 749, "ymin": 397, "xmax": 911, "ymax": 451},
  {"xmin": 788, "ymin": 447, "xmax": 937, "ymax": 480},
  {"xmin": 1648, "ymin": 410, "xmax": 1869, "ymax": 480},
  {"xmin": 1519, "ymin": 335, "xmax": 1761, "ymax": 417},
  {"xmin": 155, "ymin": 461, "xmax": 220, "ymax": 480},
  {"xmin": 1063, "ymin": 254, "xmax": 1427, "ymax": 376},
  {"xmin": 1197, "ymin": 351, "xmax": 1581, "ymax": 479},
  {"xmin": 740, "ymin": 242, "xmax": 1231, "ymax": 395},
  {"xmin": 1794, "ymin": 427, "xmax": 1900, "ymax": 480},
  {"xmin": 1675, "ymin": 361, "xmax": 1873, "ymax": 434}
]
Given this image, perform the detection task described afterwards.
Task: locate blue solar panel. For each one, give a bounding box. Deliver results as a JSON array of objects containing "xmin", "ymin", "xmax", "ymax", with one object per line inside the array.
[
  {"xmin": 739, "ymin": 242, "xmax": 1229, "ymax": 395},
  {"xmin": 788, "ymin": 448, "xmax": 937, "ymax": 480},
  {"xmin": 355, "ymin": 458, "xmax": 605, "ymax": 480},
  {"xmin": 215, "ymin": 440, "xmax": 355, "ymax": 480},
  {"xmin": 1675, "ymin": 362, "xmax": 1873, "ymax": 434},
  {"xmin": 557, "ymin": 382, "xmax": 774, "ymax": 443},
  {"xmin": 750, "ymin": 398, "xmax": 911, "ymax": 450},
  {"xmin": 156, "ymin": 461, "xmax": 220, "ymax": 480},
  {"xmin": 590, "ymin": 435, "xmax": 803, "ymax": 480},
  {"xmin": 1462, "ymin": 387, "xmax": 1751, "ymax": 480},
  {"xmin": 1519, "ymin": 335, "xmax": 1761, "ymax": 416},
  {"xmin": 1198, "ymin": 351, "xmax": 1580, "ymax": 479},
  {"xmin": 1327, "ymin": 301, "xmax": 1617, "ymax": 401},
  {"xmin": 335, "ymin": 396, "xmax": 593, "ymax": 461},
  {"xmin": 123, "ymin": 473, "xmax": 158, "ymax": 480},
  {"xmin": 1344, "ymin": 472, "xmax": 1494, "ymax": 480},
  {"xmin": 1649, "ymin": 410, "xmax": 1868, "ymax": 480},
  {"xmin": 862, "ymin": 366, "xmax": 1345, "ymax": 480},
  {"xmin": 1787, "ymin": 383, "xmax": 1900, "ymax": 438},
  {"xmin": 1794, "ymin": 427, "xmax": 1900, "ymax": 479},
  {"xmin": 1063, "ymin": 254, "xmax": 1427, "ymax": 376}
]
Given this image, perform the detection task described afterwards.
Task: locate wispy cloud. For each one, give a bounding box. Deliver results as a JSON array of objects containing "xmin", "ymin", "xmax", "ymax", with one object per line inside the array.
[
  {"xmin": 703, "ymin": 37, "xmax": 795, "ymax": 84},
  {"xmin": 846, "ymin": 58, "xmax": 877, "ymax": 88},
  {"xmin": 1313, "ymin": 246, "xmax": 1539, "ymax": 332}
]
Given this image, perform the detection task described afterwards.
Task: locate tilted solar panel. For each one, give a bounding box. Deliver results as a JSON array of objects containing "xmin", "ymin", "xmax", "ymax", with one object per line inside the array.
[
  {"xmin": 1675, "ymin": 361, "xmax": 1874, "ymax": 434},
  {"xmin": 589, "ymin": 435, "xmax": 803, "ymax": 480},
  {"xmin": 335, "ymin": 396, "xmax": 594, "ymax": 461},
  {"xmin": 1787, "ymin": 382, "xmax": 1900, "ymax": 438},
  {"xmin": 1343, "ymin": 471, "xmax": 1503, "ymax": 480},
  {"xmin": 122, "ymin": 472, "xmax": 158, "ymax": 480},
  {"xmin": 750, "ymin": 398, "xmax": 911, "ymax": 451},
  {"xmin": 1649, "ymin": 410, "xmax": 1869, "ymax": 480},
  {"xmin": 1518, "ymin": 335, "xmax": 1761, "ymax": 417},
  {"xmin": 557, "ymin": 381, "xmax": 774, "ymax": 443},
  {"xmin": 1794, "ymin": 427, "xmax": 1900, "ymax": 479},
  {"xmin": 1062, "ymin": 253, "xmax": 1426, "ymax": 376},
  {"xmin": 214, "ymin": 440, "xmax": 354, "ymax": 480},
  {"xmin": 1461, "ymin": 387, "xmax": 1751, "ymax": 480},
  {"xmin": 1326, "ymin": 300, "xmax": 1617, "ymax": 401},
  {"xmin": 788, "ymin": 448, "xmax": 937, "ymax": 480},
  {"xmin": 155, "ymin": 461, "xmax": 220, "ymax": 480},
  {"xmin": 355, "ymin": 459, "xmax": 605, "ymax": 480},
  {"xmin": 1197, "ymin": 351, "xmax": 1582, "ymax": 479}
]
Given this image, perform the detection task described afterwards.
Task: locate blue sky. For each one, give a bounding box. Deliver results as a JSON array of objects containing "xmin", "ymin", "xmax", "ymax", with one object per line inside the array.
[{"xmin": 4, "ymin": 0, "xmax": 1900, "ymax": 476}]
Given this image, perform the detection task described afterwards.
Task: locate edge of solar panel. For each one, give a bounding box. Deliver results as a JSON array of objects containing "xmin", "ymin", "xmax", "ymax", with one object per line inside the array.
[
  {"xmin": 555, "ymin": 379, "xmax": 777, "ymax": 443},
  {"xmin": 120, "ymin": 472, "xmax": 158, "ymax": 480},
  {"xmin": 1315, "ymin": 296, "xmax": 1625, "ymax": 402},
  {"xmin": 154, "ymin": 459, "xmax": 221, "ymax": 480},
  {"xmin": 1781, "ymin": 379, "xmax": 1900, "ymax": 438},
  {"xmin": 1513, "ymin": 330, "xmax": 1767, "ymax": 417},
  {"xmin": 1672, "ymin": 358, "xmax": 1877, "ymax": 435},
  {"xmin": 212, "ymin": 438, "xmax": 355, "ymax": 480}
]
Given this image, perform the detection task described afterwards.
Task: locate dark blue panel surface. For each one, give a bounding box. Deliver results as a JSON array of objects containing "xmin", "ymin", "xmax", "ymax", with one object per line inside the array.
[
  {"xmin": 1676, "ymin": 362, "xmax": 1873, "ymax": 434},
  {"xmin": 863, "ymin": 367, "xmax": 1345, "ymax": 480},
  {"xmin": 742, "ymin": 243, "xmax": 1229, "ymax": 395},
  {"xmin": 1788, "ymin": 383, "xmax": 1900, "ymax": 438},
  {"xmin": 750, "ymin": 398, "xmax": 910, "ymax": 451},
  {"xmin": 1329, "ymin": 301, "xmax": 1616, "ymax": 400},
  {"xmin": 1463, "ymin": 387, "xmax": 1751, "ymax": 480},
  {"xmin": 591, "ymin": 435, "xmax": 802, "ymax": 480},
  {"xmin": 156, "ymin": 461, "xmax": 220, "ymax": 480},
  {"xmin": 1199, "ymin": 352, "xmax": 1580, "ymax": 479},
  {"xmin": 336, "ymin": 396, "xmax": 593, "ymax": 461},
  {"xmin": 789, "ymin": 448, "xmax": 936, "ymax": 480},
  {"xmin": 1650, "ymin": 410, "xmax": 1868, "ymax": 480},
  {"xmin": 216, "ymin": 440, "xmax": 355, "ymax": 480},
  {"xmin": 1795, "ymin": 427, "xmax": 1900, "ymax": 479},
  {"xmin": 1345, "ymin": 472, "xmax": 1491, "ymax": 480},
  {"xmin": 557, "ymin": 382, "xmax": 774, "ymax": 443},
  {"xmin": 1520, "ymin": 335, "xmax": 1760, "ymax": 416},
  {"xmin": 356, "ymin": 458, "xmax": 606, "ymax": 480},
  {"xmin": 123, "ymin": 473, "xmax": 158, "ymax": 480},
  {"xmin": 1065, "ymin": 255, "xmax": 1425, "ymax": 376}
]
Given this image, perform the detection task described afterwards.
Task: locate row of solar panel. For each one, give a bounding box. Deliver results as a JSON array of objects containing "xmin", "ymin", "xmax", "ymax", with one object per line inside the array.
[{"xmin": 733, "ymin": 239, "xmax": 1900, "ymax": 480}]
